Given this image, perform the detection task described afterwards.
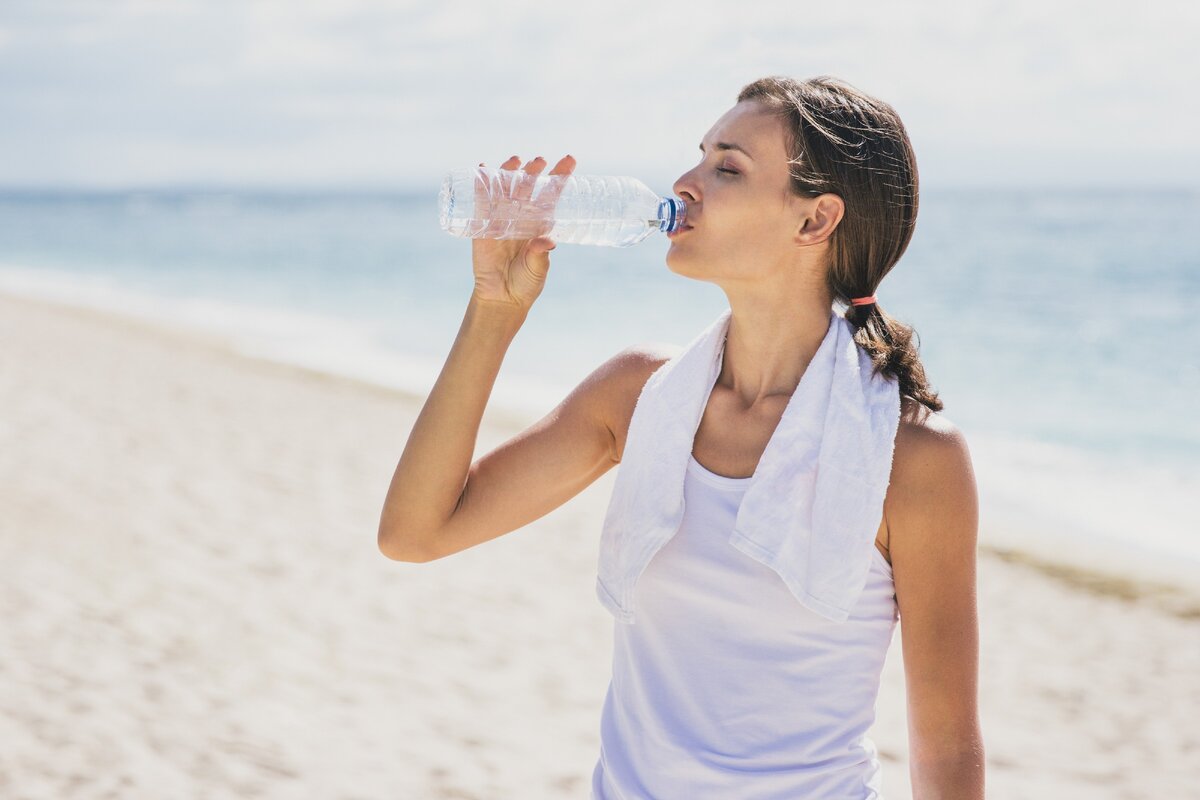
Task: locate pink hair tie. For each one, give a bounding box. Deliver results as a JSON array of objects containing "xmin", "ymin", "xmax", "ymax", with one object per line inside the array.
[{"xmin": 850, "ymin": 295, "xmax": 877, "ymax": 306}]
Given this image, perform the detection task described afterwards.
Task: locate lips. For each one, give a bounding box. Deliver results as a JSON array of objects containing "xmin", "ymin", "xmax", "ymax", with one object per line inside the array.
[{"xmin": 668, "ymin": 223, "xmax": 694, "ymax": 239}]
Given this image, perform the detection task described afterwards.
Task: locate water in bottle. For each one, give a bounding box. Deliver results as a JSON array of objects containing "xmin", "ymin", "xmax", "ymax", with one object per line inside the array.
[{"xmin": 439, "ymin": 166, "xmax": 688, "ymax": 248}]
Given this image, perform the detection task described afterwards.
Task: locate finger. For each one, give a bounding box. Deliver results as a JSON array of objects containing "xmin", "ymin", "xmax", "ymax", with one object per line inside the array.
[
  {"xmin": 494, "ymin": 155, "xmax": 522, "ymax": 200},
  {"xmin": 539, "ymin": 154, "xmax": 576, "ymax": 205},
  {"xmin": 546, "ymin": 154, "xmax": 575, "ymax": 176},
  {"xmin": 514, "ymin": 156, "xmax": 547, "ymax": 203},
  {"xmin": 474, "ymin": 160, "xmax": 498, "ymax": 220}
]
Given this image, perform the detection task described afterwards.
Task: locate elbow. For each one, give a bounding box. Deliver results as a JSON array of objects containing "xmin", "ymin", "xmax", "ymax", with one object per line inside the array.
[
  {"xmin": 377, "ymin": 523, "xmax": 434, "ymax": 563},
  {"xmin": 909, "ymin": 740, "xmax": 986, "ymax": 799}
]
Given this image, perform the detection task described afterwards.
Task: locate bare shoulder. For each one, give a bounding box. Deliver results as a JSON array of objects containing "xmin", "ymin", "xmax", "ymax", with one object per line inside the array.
[
  {"xmin": 897, "ymin": 398, "xmax": 969, "ymax": 472},
  {"xmin": 602, "ymin": 342, "xmax": 682, "ymax": 463},
  {"xmin": 885, "ymin": 395, "xmax": 979, "ymax": 555},
  {"xmin": 559, "ymin": 341, "xmax": 680, "ymax": 467}
]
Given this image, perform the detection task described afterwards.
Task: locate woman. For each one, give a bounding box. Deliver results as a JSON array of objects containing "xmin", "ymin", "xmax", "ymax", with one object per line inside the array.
[{"xmin": 379, "ymin": 75, "xmax": 984, "ymax": 799}]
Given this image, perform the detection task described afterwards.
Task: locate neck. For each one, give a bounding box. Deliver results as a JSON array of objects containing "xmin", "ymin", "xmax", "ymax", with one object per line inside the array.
[{"xmin": 717, "ymin": 294, "xmax": 835, "ymax": 408}]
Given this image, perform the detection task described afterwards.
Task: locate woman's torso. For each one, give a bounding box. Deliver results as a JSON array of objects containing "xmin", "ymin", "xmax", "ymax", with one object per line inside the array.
[{"xmin": 592, "ymin": 443, "xmax": 899, "ymax": 799}]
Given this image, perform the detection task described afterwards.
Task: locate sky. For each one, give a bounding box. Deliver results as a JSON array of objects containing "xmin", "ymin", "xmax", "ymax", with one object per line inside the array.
[{"xmin": 0, "ymin": 0, "xmax": 1195, "ymax": 192}]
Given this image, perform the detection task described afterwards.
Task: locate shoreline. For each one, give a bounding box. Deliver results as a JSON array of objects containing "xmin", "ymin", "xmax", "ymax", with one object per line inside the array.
[{"xmin": 0, "ymin": 286, "xmax": 539, "ymax": 435}]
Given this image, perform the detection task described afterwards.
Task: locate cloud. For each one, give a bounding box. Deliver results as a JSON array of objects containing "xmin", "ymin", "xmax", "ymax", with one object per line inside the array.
[{"xmin": 0, "ymin": 0, "xmax": 1195, "ymax": 189}]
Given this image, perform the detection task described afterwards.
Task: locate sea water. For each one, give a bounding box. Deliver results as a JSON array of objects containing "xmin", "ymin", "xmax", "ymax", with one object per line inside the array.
[{"xmin": 0, "ymin": 186, "xmax": 1196, "ymax": 577}]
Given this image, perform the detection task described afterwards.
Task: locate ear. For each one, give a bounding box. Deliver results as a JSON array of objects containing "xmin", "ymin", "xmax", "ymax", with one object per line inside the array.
[{"xmin": 794, "ymin": 193, "xmax": 845, "ymax": 246}]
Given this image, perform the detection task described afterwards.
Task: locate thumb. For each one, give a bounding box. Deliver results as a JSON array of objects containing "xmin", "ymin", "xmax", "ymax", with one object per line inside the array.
[{"xmin": 529, "ymin": 236, "xmax": 556, "ymax": 252}]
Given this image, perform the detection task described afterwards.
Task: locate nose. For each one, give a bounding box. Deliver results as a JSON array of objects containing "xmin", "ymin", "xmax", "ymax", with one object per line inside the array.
[{"xmin": 672, "ymin": 169, "xmax": 698, "ymax": 203}]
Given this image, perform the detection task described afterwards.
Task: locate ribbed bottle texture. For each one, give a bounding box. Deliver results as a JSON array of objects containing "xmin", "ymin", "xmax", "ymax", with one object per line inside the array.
[{"xmin": 439, "ymin": 166, "xmax": 687, "ymax": 248}]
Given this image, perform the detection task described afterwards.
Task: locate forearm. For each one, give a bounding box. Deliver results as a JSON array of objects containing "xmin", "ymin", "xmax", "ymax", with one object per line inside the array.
[
  {"xmin": 378, "ymin": 297, "xmax": 527, "ymax": 555},
  {"xmin": 910, "ymin": 743, "xmax": 986, "ymax": 800}
]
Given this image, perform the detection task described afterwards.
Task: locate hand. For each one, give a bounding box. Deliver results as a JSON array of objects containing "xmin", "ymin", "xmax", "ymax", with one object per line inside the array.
[{"xmin": 470, "ymin": 154, "xmax": 576, "ymax": 311}]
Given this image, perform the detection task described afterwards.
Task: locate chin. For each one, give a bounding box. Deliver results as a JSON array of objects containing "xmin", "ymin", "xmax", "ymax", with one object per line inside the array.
[
  {"xmin": 664, "ymin": 246, "xmax": 686, "ymax": 273},
  {"xmin": 665, "ymin": 246, "xmax": 703, "ymax": 279}
]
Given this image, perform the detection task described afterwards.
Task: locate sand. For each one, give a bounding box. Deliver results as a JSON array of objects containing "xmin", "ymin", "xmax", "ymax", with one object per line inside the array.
[{"xmin": 1, "ymin": 290, "xmax": 1197, "ymax": 799}]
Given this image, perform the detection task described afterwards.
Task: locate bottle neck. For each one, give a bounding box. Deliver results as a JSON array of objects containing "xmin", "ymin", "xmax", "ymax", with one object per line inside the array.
[{"xmin": 657, "ymin": 197, "xmax": 687, "ymax": 232}]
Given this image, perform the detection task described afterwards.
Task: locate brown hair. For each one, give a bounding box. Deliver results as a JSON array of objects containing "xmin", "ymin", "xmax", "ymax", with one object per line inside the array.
[{"xmin": 737, "ymin": 75, "xmax": 943, "ymax": 412}]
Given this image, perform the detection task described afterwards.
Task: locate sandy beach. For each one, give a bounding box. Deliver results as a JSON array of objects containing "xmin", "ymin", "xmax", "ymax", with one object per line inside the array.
[{"xmin": 1, "ymin": 288, "xmax": 1197, "ymax": 799}]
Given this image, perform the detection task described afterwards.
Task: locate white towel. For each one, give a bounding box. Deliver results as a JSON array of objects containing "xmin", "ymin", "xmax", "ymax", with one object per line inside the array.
[{"xmin": 596, "ymin": 305, "xmax": 902, "ymax": 624}]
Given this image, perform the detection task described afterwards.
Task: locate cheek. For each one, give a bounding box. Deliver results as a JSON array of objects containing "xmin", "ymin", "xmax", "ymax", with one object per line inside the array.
[
  {"xmin": 673, "ymin": 193, "xmax": 784, "ymax": 253},
  {"xmin": 740, "ymin": 203, "xmax": 795, "ymax": 244},
  {"xmin": 710, "ymin": 202, "xmax": 777, "ymax": 246}
]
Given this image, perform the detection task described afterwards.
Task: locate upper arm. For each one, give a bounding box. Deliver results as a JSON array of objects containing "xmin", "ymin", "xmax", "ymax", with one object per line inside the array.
[
  {"xmin": 886, "ymin": 407, "xmax": 984, "ymax": 764},
  {"xmin": 418, "ymin": 344, "xmax": 671, "ymax": 563}
]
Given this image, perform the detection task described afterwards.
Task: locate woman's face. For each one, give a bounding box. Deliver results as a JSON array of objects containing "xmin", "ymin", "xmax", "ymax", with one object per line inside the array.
[{"xmin": 668, "ymin": 100, "xmax": 836, "ymax": 283}]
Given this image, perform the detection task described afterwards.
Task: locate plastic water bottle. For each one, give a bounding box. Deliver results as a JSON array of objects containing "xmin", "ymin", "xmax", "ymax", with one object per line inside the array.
[{"xmin": 438, "ymin": 166, "xmax": 688, "ymax": 248}]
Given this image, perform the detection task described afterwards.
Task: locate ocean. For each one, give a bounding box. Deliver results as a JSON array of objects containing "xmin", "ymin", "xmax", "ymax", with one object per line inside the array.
[{"xmin": 1, "ymin": 186, "xmax": 1197, "ymax": 574}]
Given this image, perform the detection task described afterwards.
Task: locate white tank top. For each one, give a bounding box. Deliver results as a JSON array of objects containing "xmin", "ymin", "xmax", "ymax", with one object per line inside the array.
[{"xmin": 591, "ymin": 452, "xmax": 900, "ymax": 800}]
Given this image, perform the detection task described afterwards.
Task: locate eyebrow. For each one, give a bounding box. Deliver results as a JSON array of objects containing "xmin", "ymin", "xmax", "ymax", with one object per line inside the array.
[{"xmin": 699, "ymin": 141, "xmax": 755, "ymax": 160}]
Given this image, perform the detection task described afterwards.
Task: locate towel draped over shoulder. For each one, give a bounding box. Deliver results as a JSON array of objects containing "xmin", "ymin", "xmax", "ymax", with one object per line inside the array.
[{"xmin": 595, "ymin": 305, "xmax": 902, "ymax": 625}]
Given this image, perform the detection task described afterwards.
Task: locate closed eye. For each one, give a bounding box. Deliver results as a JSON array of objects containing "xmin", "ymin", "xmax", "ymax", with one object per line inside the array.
[{"xmin": 716, "ymin": 167, "xmax": 738, "ymax": 175}]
